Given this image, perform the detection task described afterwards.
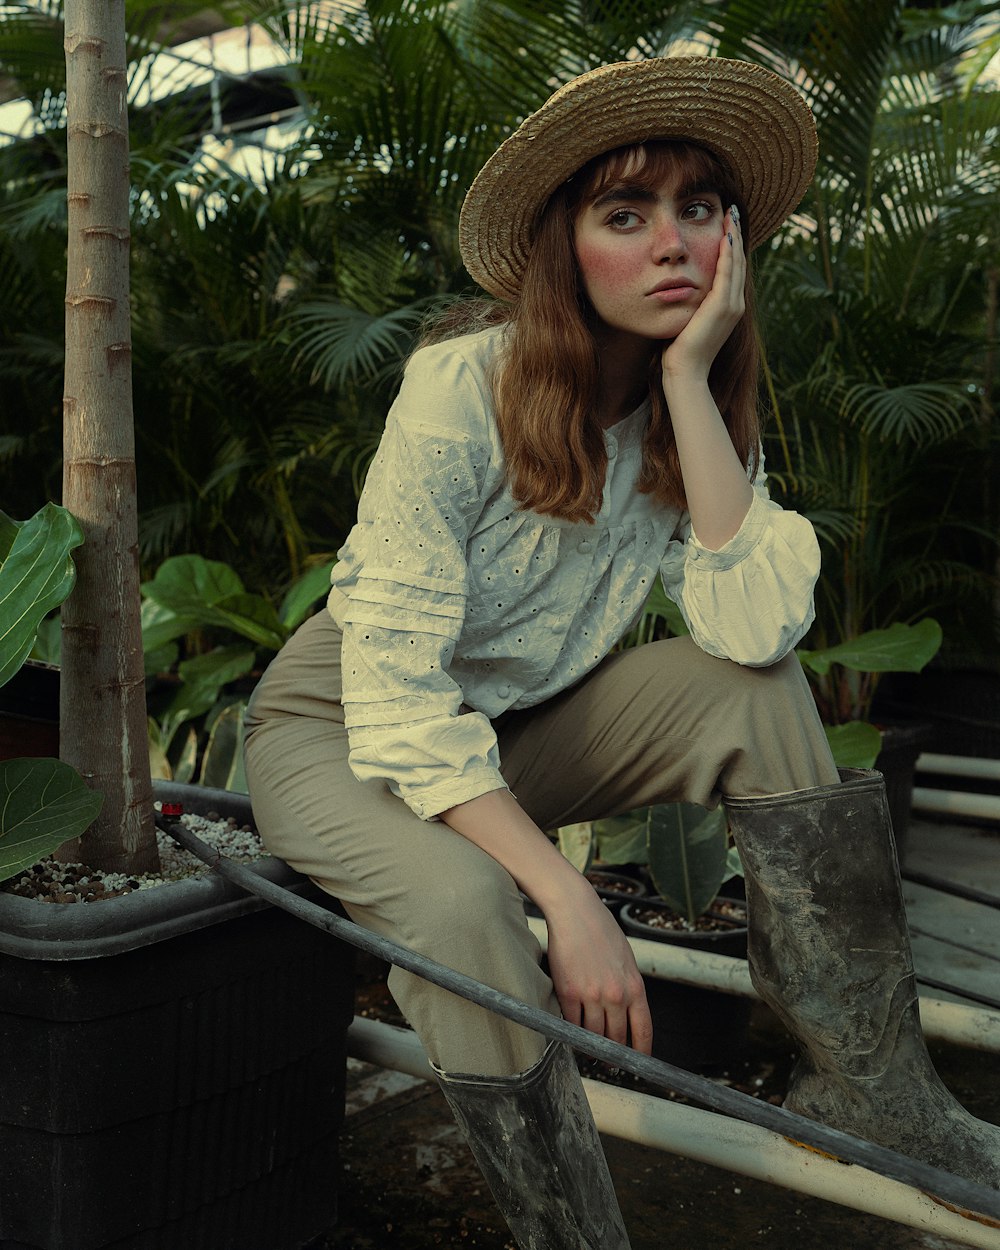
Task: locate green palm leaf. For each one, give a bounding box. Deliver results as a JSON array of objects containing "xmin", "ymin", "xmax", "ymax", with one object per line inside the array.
[
  {"xmin": 837, "ymin": 381, "xmax": 976, "ymax": 445},
  {"xmin": 285, "ymin": 296, "xmax": 441, "ymax": 388}
]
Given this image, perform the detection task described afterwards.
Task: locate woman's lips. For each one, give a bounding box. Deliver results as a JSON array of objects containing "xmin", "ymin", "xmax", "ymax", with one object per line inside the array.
[{"xmin": 648, "ymin": 284, "xmax": 697, "ymax": 302}]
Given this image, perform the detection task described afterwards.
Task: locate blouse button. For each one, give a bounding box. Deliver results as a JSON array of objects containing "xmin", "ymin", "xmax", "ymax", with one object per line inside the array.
[
  {"xmin": 497, "ymin": 683, "xmax": 511, "ymax": 698},
  {"xmin": 577, "ymin": 539, "xmax": 593, "ymax": 554},
  {"xmin": 606, "ymin": 441, "xmax": 618, "ymax": 460}
]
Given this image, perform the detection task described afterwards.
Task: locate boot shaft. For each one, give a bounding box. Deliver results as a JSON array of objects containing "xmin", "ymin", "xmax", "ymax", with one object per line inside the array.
[
  {"xmin": 434, "ymin": 1042, "xmax": 632, "ymax": 1250},
  {"xmin": 725, "ymin": 770, "xmax": 920, "ymax": 1072}
]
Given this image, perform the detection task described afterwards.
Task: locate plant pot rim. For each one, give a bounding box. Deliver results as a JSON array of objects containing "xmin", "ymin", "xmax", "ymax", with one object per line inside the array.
[
  {"xmin": 0, "ymin": 781, "xmax": 309, "ymax": 962},
  {"xmin": 620, "ymin": 895, "xmax": 748, "ymax": 945},
  {"xmin": 586, "ymin": 868, "xmax": 648, "ymax": 897}
]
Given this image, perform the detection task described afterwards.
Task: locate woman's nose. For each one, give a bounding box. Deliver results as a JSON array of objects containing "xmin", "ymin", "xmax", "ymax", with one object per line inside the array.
[{"xmin": 652, "ymin": 215, "xmax": 687, "ymax": 263}]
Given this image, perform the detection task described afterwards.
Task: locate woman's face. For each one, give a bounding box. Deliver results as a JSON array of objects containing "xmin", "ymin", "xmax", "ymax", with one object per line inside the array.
[{"xmin": 573, "ymin": 164, "xmax": 727, "ymax": 347}]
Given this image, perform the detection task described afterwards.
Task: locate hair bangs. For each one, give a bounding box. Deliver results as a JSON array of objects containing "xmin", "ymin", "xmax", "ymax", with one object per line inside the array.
[{"xmin": 570, "ymin": 141, "xmax": 743, "ymax": 218}]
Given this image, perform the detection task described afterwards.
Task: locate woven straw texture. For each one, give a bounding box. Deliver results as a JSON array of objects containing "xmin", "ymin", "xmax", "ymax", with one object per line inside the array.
[{"xmin": 459, "ymin": 57, "xmax": 818, "ymax": 301}]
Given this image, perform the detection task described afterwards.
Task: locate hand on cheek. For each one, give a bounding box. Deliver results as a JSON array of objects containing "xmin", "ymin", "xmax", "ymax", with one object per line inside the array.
[{"xmin": 661, "ymin": 206, "xmax": 746, "ymax": 383}]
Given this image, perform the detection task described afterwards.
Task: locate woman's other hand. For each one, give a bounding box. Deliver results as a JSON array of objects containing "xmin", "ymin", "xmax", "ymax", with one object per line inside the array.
[
  {"xmin": 440, "ymin": 788, "xmax": 653, "ymax": 1054},
  {"xmin": 542, "ymin": 876, "xmax": 654, "ymax": 1054},
  {"xmin": 661, "ymin": 205, "xmax": 745, "ymax": 383}
]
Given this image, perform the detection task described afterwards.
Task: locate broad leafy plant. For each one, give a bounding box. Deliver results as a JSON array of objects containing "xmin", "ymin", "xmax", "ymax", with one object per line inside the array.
[
  {"xmin": 626, "ymin": 576, "xmax": 943, "ymax": 770},
  {"xmin": 141, "ymin": 553, "xmax": 336, "ymax": 792},
  {"xmin": 0, "ymin": 505, "xmax": 101, "ymax": 882}
]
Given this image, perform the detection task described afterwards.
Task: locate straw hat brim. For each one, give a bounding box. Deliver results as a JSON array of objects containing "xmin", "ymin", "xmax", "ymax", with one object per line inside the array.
[{"xmin": 459, "ymin": 57, "xmax": 818, "ymax": 302}]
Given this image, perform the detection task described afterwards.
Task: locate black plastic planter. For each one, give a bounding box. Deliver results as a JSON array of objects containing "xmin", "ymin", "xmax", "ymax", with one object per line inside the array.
[
  {"xmin": 620, "ymin": 895, "xmax": 751, "ymax": 1071},
  {"xmin": 584, "ymin": 868, "xmax": 648, "ymax": 919},
  {"xmin": 874, "ymin": 721, "xmax": 931, "ymax": 865},
  {"xmin": 0, "ymin": 783, "xmax": 355, "ymax": 1250}
]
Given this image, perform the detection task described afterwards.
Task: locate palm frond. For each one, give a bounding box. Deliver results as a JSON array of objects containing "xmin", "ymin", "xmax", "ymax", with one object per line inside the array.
[
  {"xmin": 837, "ymin": 381, "xmax": 977, "ymax": 445},
  {"xmin": 283, "ymin": 294, "xmax": 442, "ymax": 389}
]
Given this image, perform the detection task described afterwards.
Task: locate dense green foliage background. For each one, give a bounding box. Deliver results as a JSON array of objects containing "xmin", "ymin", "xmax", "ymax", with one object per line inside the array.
[{"xmin": 1, "ymin": 0, "xmax": 998, "ymax": 667}]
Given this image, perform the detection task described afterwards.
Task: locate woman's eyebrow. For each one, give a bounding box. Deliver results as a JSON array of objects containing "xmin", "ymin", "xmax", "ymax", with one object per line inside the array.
[
  {"xmin": 589, "ymin": 180, "xmax": 721, "ymax": 211},
  {"xmin": 676, "ymin": 179, "xmax": 721, "ymax": 200},
  {"xmin": 589, "ymin": 184, "xmax": 658, "ymax": 210}
]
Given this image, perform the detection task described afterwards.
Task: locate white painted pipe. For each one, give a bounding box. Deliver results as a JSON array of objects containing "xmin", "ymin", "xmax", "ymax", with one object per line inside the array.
[
  {"xmin": 917, "ymin": 754, "xmax": 1000, "ymax": 783},
  {"xmin": 525, "ymin": 917, "xmax": 1000, "ymax": 1054},
  {"xmin": 912, "ymin": 786, "xmax": 1000, "ymax": 823},
  {"xmin": 919, "ymin": 998, "xmax": 1000, "ymax": 1053},
  {"xmin": 584, "ymin": 1081, "xmax": 1000, "ymax": 1249},
  {"xmin": 346, "ymin": 1017, "xmax": 1000, "ymax": 1250}
]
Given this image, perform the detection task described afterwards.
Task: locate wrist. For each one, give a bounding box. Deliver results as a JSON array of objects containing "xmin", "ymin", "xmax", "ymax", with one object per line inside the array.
[
  {"xmin": 532, "ymin": 862, "xmax": 597, "ymax": 918},
  {"xmin": 660, "ymin": 365, "xmax": 712, "ymax": 394}
]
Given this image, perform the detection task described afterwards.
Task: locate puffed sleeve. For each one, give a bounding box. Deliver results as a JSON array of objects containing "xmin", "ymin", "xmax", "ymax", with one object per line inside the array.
[
  {"xmin": 658, "ymin": 453, "xmax": 820, "ymax": 667},
  {"xmin": 337, "ymin": 343, "xmax": 508, "ymax": 820}
]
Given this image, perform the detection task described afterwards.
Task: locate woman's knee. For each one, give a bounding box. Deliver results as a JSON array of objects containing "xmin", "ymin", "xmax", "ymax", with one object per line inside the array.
[{"xmin": 717, "ymin": 653, "xmax": 838, "ymax": 794}]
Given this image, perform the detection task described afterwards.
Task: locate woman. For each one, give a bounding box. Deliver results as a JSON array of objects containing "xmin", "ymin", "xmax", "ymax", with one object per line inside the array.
[{"xmin": 245, "ymin": 57, "xmax": 998, "ymax": 1249}]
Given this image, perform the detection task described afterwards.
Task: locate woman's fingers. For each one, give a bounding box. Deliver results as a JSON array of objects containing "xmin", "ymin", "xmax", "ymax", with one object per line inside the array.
[
  {"xmin": 727, "ymin": 205, "xmax": 746, "ymax": 311},
  {"xmin": 562, "ymin": 986, "xmax": 646, "ymax": 1051},
  {"xmin": 582, "ymin": 995, "xmax": 611, "ymax": 1038},
  {"xmin": 711, "ymin": 206, "xmax": 744, "ymax": 313},
  {"xmin": 628, "ymin": 998, "xmax": 654, "ymax": 1056},
  {"xmin": 545, "ymin": 895, "xmax": 653, "ymax": 1053}
]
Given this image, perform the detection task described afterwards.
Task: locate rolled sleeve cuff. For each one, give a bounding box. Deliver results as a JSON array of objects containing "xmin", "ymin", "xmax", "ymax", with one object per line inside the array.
[
  {"xmin": 663, "ymin": 493, "xmax": 821, "ymax": 667},
  {"xmin": 400, "ymin": 768, "xmax": 510, "ymax": 821},
  {"xmin": 345, "ymin": 709, "xmax": 509, "ymax": 822},
  {"xmin": 686, "ymin": 490, "xmax": 769, "ymax": 569}
]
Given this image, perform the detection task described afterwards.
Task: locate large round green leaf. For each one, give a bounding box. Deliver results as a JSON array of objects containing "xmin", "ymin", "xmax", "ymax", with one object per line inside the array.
[
  {"xmin": 825, "ymin": 721, "xmax": 883, "ymax": 769},
  {"xmin": 798, "ymin": 620, "xmax": 943, "ymax": 678},
  {"xmin": 0, "ymin": 758, "xmax": 103, "ymax": 883},
  {"xmin": 0, "ymin": 504, "xmax": 83, "ymax": 689},
  {"xmin": 280, "ymin": 560, "xmax": 338, "ymax": 630},
  {"xmin": 142, "ymin": 555, "xmax": 287, "ymax": 650}
]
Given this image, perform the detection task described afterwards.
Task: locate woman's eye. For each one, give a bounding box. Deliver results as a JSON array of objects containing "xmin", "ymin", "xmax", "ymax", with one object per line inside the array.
[
  {"xmin": 683, "ymin": 200, "xmax": 718, "ymax": 221},
  {"xmin": 607, "ymin": 208, "xmax": 641, "ymax": 229}
]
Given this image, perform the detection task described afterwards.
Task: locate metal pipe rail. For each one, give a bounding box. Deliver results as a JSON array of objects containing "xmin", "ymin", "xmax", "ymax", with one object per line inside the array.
[{"xmin": 163, "ymin": 818, "xmax": 1000, "ymax": 1230}]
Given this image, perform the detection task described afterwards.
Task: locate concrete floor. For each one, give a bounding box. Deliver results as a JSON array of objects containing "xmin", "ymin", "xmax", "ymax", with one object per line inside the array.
[{"xmin": 319, "ymin": 815, "xmax": 1000, "ymax": 1250}]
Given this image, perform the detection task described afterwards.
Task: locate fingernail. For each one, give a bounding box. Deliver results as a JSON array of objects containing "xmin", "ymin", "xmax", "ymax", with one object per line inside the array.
[
  {"xmin": 731, "ymin": 204, "xmax": 741, "ymax": 226},
  {"xmin": 728, "ymin": 231, "xmax": 733, "ymax": 246}
]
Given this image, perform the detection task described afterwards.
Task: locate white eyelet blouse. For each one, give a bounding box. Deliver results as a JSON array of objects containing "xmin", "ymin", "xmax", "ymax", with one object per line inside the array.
[{"xmin": 328, "ymin": 325, "xmax": 820, "ymax": 820}]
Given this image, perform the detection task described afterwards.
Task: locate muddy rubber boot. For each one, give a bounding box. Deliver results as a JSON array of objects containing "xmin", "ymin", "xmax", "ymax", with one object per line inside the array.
[
  {"xmin": 432, "ymin": 1040, "xmax": 632, "ymax": 1249},
  {"xmin": 724, "ymin": 769, "xmax": 1000, "ymax": 1195}
]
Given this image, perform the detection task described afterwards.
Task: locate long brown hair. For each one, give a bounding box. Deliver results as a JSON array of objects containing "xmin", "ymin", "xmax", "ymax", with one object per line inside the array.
[{"xmin": 431, "ymin": 141, "xmax": 762, "ymax": 522}]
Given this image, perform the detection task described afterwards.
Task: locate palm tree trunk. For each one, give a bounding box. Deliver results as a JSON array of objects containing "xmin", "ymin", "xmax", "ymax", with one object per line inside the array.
[{"xmin": 61, "ymin": 0, "xmax": 158, "ymax": 874}]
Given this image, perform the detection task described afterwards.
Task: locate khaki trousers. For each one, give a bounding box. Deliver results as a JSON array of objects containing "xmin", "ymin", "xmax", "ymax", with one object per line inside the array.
[{"xmin": 244, "ymin": 609, "xmax": 837, "ymax": 1075}]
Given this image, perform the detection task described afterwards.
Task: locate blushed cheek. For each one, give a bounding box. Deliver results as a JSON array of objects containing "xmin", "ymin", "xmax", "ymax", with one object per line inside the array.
[
  {"xmin": 575, "ymin": 240, "xmax": 634, "ymax": 296},
  {"xmin": 692, "ymin": 234, "xmax": 723, "ymax": 283}
]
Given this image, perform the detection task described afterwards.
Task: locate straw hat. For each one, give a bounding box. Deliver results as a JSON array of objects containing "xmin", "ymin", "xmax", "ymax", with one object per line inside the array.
[{"xmin": 459, "ymin": 56, "xmax": 817, "ymax": 301}]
